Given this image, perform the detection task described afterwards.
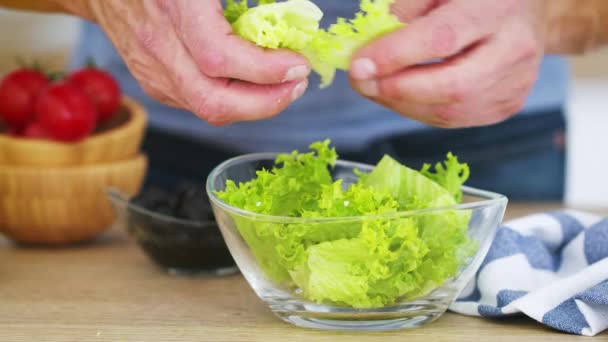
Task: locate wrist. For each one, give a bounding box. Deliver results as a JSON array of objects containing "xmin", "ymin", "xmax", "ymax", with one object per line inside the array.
[{"xmin": 543, "ymin": 0, "xmax": 601, "ymax": 55}]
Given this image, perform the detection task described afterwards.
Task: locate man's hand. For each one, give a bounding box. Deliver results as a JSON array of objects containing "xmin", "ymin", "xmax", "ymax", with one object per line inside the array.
[
  {"xmin": 349, "ymin": 0, "xmax": 547, "ymax": 128},
  {"xmin": 54, "ymin": 0, "xmax": 311, "ymax": 126}
]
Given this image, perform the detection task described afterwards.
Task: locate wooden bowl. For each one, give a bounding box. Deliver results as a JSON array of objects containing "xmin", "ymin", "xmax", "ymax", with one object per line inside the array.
[
  {"xmin": 0, "ymin": 96, "xmax": 146, "ymax": 167},
  {"xmin": 0, "ymin": 154, "xmax": 147, "ymax": 245}
]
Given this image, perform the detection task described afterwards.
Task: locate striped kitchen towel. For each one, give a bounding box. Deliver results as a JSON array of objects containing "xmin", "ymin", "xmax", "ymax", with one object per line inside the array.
[{"xmin": 450, "ymin": 210, "xmax": 608, "ymax": 336}]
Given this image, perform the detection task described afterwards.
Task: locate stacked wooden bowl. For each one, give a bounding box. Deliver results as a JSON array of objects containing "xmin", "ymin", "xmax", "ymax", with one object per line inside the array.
[{"xmin": 0, "ymin": 97, "xmax": 148, "ymax": 245}]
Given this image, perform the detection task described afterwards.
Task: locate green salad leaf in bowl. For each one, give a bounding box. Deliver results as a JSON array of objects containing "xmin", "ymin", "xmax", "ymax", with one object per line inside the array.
[{"xmin": 207, "ymin": 140, "xmax": 507, "ymax": 330}]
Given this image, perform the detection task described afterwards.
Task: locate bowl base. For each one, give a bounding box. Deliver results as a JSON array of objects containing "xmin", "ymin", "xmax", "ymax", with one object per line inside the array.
[
  {"xmin": 275, "ymin": 312, "xmax": 444, "ymax": 331},
  {"xmin": 267, "ymin": 293, "xmax": 453, "ymax": 331},
  {"xmin": 165, "ymin": 265, "xmax": 239, "ymax": 277}
]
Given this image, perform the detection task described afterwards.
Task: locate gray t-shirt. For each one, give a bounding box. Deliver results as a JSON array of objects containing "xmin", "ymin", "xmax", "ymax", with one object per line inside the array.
[{"xmin": 71, "ymin": 2, "xmax": 568, "ymax": 153}]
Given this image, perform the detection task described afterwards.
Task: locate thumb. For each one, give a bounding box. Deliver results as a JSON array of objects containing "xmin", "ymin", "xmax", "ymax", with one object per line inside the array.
[{"xmin": 391, "ymin": 0, "xmax": 446, "ymax": 21}]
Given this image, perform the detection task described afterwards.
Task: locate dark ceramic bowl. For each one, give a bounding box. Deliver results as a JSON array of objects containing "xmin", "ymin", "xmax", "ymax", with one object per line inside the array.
[{"xmin": 107, "ymin": 188, "xmax": 238, "ymax": 276}]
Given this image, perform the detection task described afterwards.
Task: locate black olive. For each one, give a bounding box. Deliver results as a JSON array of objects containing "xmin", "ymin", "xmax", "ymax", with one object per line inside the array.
[{"xmin": 128, "ymin": 182, "xmax": 236, "ymax": 274}]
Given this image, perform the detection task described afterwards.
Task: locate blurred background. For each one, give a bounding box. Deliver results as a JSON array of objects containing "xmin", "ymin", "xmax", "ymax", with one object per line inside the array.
[{"xmin": 1, "ymin": 9, "xmax": 607, "ymax": 207}]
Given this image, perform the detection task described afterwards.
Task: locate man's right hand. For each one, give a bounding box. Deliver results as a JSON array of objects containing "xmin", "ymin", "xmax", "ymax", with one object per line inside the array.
[{"xmin": 55, "ymin": 0, "xmax": 311, "ymax": 126}]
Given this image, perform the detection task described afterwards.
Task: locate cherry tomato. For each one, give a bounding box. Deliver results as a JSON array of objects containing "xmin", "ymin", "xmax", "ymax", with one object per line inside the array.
[
  {"xmin": 35, "ymin": 82, "xmax": 97, "ymax": 142},
  {"xmin": 0, "ymin": 69, "xmax": 49, "ymax": 127},
  {"xmin": 6, "ymin": 125, "xmax": 22, "ymax": 137},
  {"xmin": 68, "ymin": 68, "xmax": 120, "ymax": 123},
  {"xmin": 22, "ymin": 121, "xmax": 51, "ymax": 140}
]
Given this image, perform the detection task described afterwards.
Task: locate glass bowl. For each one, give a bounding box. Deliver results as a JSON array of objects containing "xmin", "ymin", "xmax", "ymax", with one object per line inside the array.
[
  {"xmin": 206, "ymin": 154, "xmax": 507, "ymax": 331},
  {"xmin": 107, "ymin": 188, "xmax": 238, "ymax": 276}
]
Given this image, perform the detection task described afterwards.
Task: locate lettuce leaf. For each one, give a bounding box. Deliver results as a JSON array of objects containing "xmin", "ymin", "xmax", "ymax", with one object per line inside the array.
[
  {"xmin": 224, "ymin": 0, "xmax": 404, "ymax": 87},
  {"xmin": 420, "ymin": 152, "xmax": 470, "ymax": 202},
  {"xmin": 232, "ymin": 0, "xmax": 323, "ymax": 51},
  {"xmin": 224, "ymin": 0, "xmax": 250, "ymax": 23},
  {"xmin": 216, "ymin": 140, "xmax": 474, "ymax": 308},
  {"xmin": 359, "ymin": 155, "xmax": 457, "ymax": 210}
]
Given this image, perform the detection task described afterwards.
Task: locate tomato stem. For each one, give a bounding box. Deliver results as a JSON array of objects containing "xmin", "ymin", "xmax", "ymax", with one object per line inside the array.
[
  {"xmin": 48, "ymin": 72, "xmax": 65, "ymax": 82},
  {"xmin": 14, "ymin": 56, "xmax": 42, "ymax": 71},
  {"xmin": 85, "ymin": 57, "xmax": 97, "ymax": 68}
]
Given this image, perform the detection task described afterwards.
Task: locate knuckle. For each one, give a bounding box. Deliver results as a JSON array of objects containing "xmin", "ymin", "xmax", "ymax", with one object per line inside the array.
[
  {"xmin": 136, "ymin": 28, "xmax": 159, "ymax": 54},
  {"xmin": 441, "ymin": 75, "xmax": 471, "ymax": 102},
  {"xmin": 140, "ymin": 85, "xmax": 161, "ymax": 100},
  {"xmin": 433, "ymin": 105, "xmax": 462, "ymax": 128},
  {"xmin": 154, "ymin": 0, "xmax": 172, "ymax": 15},
  {"xmin": 457, "ymin": 9, "xmax": 484, "ymax": 31},
  {"xmin": 519, "ymin": 75, "xmax": 537, "ymax": 92},
  {"xmin": 515, "ymin": 37, "xmax": 540, "ymax": 63},
  {"xmin": 430, "ymin": 21, "xmax": 460, "ymax": 57},
  {"xmin": 213, "ymin": 99, "xmax": 233, "ymax": 120},
  {"xmin": 506, "ymin": 98, "xmax": 526, "ymax": 115},
  {"xmin": 206, "ymin": 116, "xmax": 231, "ymax": 127},
  {"xmin": 510, "ymin": 73, "xmax": 538, "ymax": 95},
  {"xmin": 191, "ymin": 94, "xmax": 212, "ymax": 121},
  {"xmin": 379, "ymin": 79, "xmax": 403, "ymax": 100},
  {"xmin": 196, "ymin": 96, "xmax": 233, "ymax": 126},
  {"xmin": 501, "ymin": 0, "xmax": 524, "ymax": 16},
  {"xmin": 493, "ymin": 110, "xmax": 516, "ymax": 125},
  {"xmin": 196, "ymin": 50, "xmax": 227, "ymax": 78}
]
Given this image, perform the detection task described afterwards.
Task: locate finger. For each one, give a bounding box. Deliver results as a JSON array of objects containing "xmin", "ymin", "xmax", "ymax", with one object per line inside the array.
[
  {"xmin": 165, "ymin": 0, "xmax": 311, "ymax": 84},
  {"xmin": 359, "ymin": 94, "xmax": 444, "ymax": 127},
  {"xmin": 390, "ymin": 0, "xmax": 445, "ymax": 22},
  {"xmin": 375, "ymin": 96, "xmax": 515, "ymax": 129},
  {"xmin": 426, "ymin": 59, "xmax": 538, "ymax": 127},
  {"xmin": 351, "ymin": 0, "xmax": 512, "ymax": 80},
  {"xmin": 429, "ymin": 98, "xmax": 523, "ymax": 128},
  {"xmin": 140, "ymin": 82, "xmax": 181, "ymax": 108},
  {"xmin": 384, "ymin": 62, "xmax": 536, "ymax": 128},
  {"xmin": 350, "ymin": 56, "xmax": 458, "ymax": 105},
  {"xmin": 353, "ymin": 20, "xmax": 540, "ymax": 105},
  {"xmin": 168, "ymin": 45, "xmax": 308, "ymax": 125},
  {"xmin": 189, "ymin": 78, "xmax": 308, "ymax": 125},
  {"xmin": 138, "ymin": 14, "xmax": 307, "ymax": 125},
  {"xmin": 89, "ymin": 1, "xmax": 183, "ymax": 108},
  {"xmin": 352, "ymin": 43, "xmax": 484, "ymax": 104}
]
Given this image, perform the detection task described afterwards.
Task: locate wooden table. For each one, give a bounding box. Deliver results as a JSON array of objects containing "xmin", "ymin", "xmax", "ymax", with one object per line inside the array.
[{"xmin": 1, "ymin": 203, "xmax": 604, "ymax": 341}]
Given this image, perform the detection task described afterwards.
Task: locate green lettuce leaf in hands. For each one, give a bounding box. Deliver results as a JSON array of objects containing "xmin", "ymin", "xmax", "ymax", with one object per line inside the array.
[
  {"xmin": 224, "ymin": 0, "xmax": 404, "ymax": 88},
  {"xmin": 224, "ymin": 0, "xmax": 250, "ymax": 23},
  {"xmin": 231, "ymin": 0, "xmax": 323, "ymax": 51}
]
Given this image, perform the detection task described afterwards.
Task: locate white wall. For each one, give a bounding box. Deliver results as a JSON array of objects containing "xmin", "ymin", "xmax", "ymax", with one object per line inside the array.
[
  {"xmin": 0, "ymin": 9, "xmax": 79, "ymax": 73},
  {"xmin": 565, "ymin": 50, "xmax": 608, "ymax": 207}
]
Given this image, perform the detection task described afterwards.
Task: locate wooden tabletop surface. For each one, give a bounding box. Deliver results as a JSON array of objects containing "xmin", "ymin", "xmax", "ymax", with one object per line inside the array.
[{"xmin": 1, "ymin": 202, "xmax": 605, "ymax": 341}]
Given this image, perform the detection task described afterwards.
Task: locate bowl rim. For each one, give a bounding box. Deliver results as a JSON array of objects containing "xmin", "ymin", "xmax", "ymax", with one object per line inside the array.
[
  {"xmin": 106, "ymin": 187, "xmax": 219, "ymax": 229},
  {"xmin": 205, "ymin": 152, "xmax": 509, "ymax": 224},
  {"xmin": 0, "ymin": 153, "xmax": 147, "ymax": 172}
]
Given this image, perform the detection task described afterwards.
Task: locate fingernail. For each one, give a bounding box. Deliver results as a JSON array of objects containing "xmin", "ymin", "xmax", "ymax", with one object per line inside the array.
[
  {"xmin": 291, "ymin": 80, "xmax": 308, "ymax": 101},
  {"xmin": 283, "ymin": 65, "xmax": 310, "ymax": 82},
  {"xmin": 350, "ymin": 58, "xmax": 377, "ymax": 80},
  {"xmin": 357, "ymin": 80, "xmax": 378, "ymax": 97}
]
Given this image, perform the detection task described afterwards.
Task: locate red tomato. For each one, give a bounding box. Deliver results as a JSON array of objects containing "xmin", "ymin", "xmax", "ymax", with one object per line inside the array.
[
  {"xmin": 0, "ymin": 69, "xmax": 49, "ymax": 127},
  {"xmin": 68, "ymin": 68, "xmax": 120, "ymax": 123},
  {"xmin": 35, "ymin": 82, "xmax": 97, "ymax": 142},
  {"xmin": 22, "ymin": 121, "xmax": 51, "ymax": 140},
  {"xmin": 6, "ymin": 125, "xmax": 23, "ymax": 137}
]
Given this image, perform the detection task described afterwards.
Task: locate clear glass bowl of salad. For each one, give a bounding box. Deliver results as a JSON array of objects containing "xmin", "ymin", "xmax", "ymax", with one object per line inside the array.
[{"xmin": 206, "ymin": 141, "xmax": 507, "ymax": 331}]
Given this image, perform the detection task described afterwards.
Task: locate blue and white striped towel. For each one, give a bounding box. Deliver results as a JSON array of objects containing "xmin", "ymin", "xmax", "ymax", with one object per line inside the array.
[{"xmin": 450, "ymin": 210, "xmax": 608, "ymax": 336}]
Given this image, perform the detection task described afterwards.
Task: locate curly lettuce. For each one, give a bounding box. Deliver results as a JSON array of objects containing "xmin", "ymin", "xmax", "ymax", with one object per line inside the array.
[
  {"xmin": 216, "ymin": 140, "xmax": 475, "ymax": 308},
  {"xmin": 224, "ymin": 0, "xmax": 404, "ymax": 87}
]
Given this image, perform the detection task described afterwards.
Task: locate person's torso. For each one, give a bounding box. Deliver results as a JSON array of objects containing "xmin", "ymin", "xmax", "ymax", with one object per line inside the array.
[{"xmin": 71, "ymin": 2, "xmax": 569, "ymax": 153}]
